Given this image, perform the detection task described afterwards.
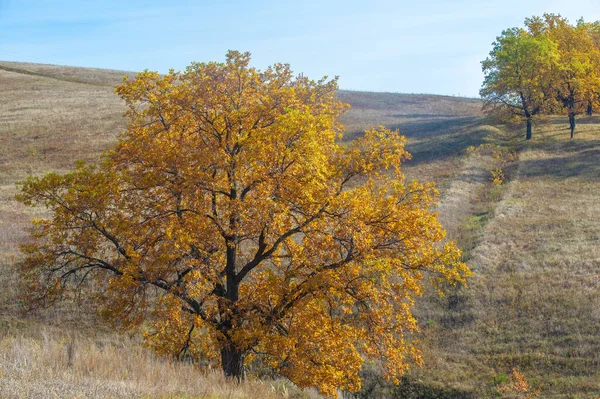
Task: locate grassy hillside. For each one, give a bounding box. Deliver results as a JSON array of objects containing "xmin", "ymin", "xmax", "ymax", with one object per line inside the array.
[{"xmin": 0, "ymin": 61, "xmax": 599, "ymax": 398}]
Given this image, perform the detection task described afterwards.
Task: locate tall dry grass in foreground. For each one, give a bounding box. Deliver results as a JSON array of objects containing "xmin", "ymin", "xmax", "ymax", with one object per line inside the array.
[{"xmin": 0, "ymin": 328, "xmax": 313, "ymax": 398}]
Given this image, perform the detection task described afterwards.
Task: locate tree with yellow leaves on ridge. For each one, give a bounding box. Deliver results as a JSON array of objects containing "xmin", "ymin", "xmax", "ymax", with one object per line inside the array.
[
  {"xmin": 480, "ymin": 26, "xmax": 558, "ymax": 140},
  {"xmin": 526, "ymin": 13, "xmax": 600, "ymax": 138},
  {"xmin": 17, "ymin": 51, "xmax": 470, "ymax": 397},
  {"xmin": 579, "ymin": 19, "xmax": 600, "ymax": 116}
]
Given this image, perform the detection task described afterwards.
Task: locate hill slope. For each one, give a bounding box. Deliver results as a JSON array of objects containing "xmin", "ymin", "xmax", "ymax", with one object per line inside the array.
[
  {"xmin": 1, "ymin": 62, "xmax": 599, "ymax": 398},
  {"xmin": 399, "ymin": 119, "xmax": 600, "ymax": 398}
]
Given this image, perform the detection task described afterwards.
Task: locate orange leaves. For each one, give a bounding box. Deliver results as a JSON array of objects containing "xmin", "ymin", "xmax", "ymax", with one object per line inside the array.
[
  {"xmin": 144, "ymin": 296, "xmax": 220, "ymax": 366},
  {"xmin": 342, "ymin": 126, "xmax": 410, "ymax": 182},
  {"xmin": 256, "ymin": 300, "xmax": 365, "ymax": 396},
  {"xmin": 17, "ymin": 51, "xmax": 470, "ymax": 397},
  {"xmin": 498, "ymin": 368, "xmax": 542, "ymax": 398}
]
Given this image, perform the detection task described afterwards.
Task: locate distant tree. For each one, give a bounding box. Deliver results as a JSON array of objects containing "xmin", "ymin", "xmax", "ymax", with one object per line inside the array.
[
  {"xmin": 480, "ymin": 27, "xmax": 558, "ymax": 140},
  {"xmin": 579, "ymin": 20, "xmax": 600, "ymax": 116},
  {"xmin": 17, "ymin": 51, "xmax": 470, "ymax": 397},
  {"xmin": 526, "ymin": 14, "xmax": 600, "ymax": 138}
]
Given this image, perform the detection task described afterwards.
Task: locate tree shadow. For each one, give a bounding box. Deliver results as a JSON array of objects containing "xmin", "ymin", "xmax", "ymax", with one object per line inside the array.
[
  {"xmin": 386, "ymin": 113, "xmax": 472, "ymax": 119},
  {"xmin": 342, "ymin": 115, "xmax": 502, "ymax": 167},
  {"xmin": 341, "ymin": 116, "xmax": 484, "ymax": 142},
  {"xmin": 518, "ymin": 147, "xmax": 600, "ymax": 182},
  {"xmin": 401, "ymin": 119, "xmax": 493, "ymax": 166},
  {"xmin": 548, "ymin": 115, "xmax": 600, "ymax": 126},
  {"xmin": 393, "ymin": 116, "xmax": 482, "ymax": 138}
]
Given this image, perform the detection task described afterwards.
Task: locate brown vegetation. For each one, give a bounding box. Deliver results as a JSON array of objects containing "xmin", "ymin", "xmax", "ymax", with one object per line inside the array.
[{"xmin": 0, "ymin": 325, "xmax": 313, "ymax": 398}]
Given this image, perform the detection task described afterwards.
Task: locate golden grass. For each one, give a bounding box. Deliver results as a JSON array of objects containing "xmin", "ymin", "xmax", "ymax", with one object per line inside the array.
[{"xmin": 0, "ymin": 326, "xmax": 313, "ymax": 398}]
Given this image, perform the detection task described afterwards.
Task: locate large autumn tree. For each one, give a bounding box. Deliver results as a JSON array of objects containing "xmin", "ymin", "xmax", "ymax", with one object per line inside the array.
[
  {"xmin": 17, "ymin": 51, "xmax": 469, "ymax": 397},
  {"xmin": 480, "ymin": 26, "xmax": 558, "ymax": 140}
]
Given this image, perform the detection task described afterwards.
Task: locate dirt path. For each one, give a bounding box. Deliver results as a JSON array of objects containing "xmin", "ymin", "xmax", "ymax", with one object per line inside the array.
[{"xmin": 436, "ymin": 151, "xmax": 492, "ymax": 240}]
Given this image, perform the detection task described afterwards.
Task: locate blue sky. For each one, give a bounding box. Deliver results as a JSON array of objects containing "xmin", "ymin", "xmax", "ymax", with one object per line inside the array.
[{"xmin": 1, "ymin": 0, "xmax": 599, "ymax": 96}]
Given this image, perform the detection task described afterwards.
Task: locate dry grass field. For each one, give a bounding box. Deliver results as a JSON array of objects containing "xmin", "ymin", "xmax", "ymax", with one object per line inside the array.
[
  {"xmin": 0, "ymin": 326, "xmax": 308, "ymax": 399},
  {"xmin": 1, "ymin": 61, "xmax": 599, "ymax": 398}
]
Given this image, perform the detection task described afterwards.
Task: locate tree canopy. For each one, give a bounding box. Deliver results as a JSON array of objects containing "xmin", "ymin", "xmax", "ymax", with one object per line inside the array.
[
  {"xmin": 17, "ymin": 51, "xmax": 470, "ymax": 397},
  {"xmin": 480, "ymin": 27, "xmax": 558, "ymax": 139},
  {"xmin": 481, "ymin": 13, "xmax": 600, "ymax": 139}
]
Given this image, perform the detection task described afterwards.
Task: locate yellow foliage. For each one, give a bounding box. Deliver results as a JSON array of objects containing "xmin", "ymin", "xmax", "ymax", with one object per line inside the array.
[
  {"xmin": 16, "ymin": 51, "xmax": 470, "ymax": 396},
  {"xmin": 498, "ymin": 368, "xmax": 542, "ymax": 398},
  {"xmin": 491, "ymin": 169, "xmax": 505, "ymax": 186},
  {"xmin": 467, "ymin": 144, "xmax": 516, "ymax": 186}
]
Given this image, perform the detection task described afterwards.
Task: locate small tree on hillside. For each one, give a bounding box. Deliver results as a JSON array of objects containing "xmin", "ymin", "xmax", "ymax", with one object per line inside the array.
[
  {"xmin": 17, "ymin": 51, "xmax": 470, "ymax": 397},
  {"xmin": 480, "ymin": 27, "xmax": 558, "ymax": 140}
]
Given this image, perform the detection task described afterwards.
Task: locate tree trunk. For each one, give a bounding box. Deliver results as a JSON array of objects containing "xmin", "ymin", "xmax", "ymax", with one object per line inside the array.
[
  {"xmin": 587, "ymin": 103, "xmax": 593, "ymax": 116},
  {"xmin": 221, "ymin": 228, "xmax": 244, "ymax": 379},
  {"xmin": 526, "ymin": 118, "xmax": 532, "ymax": 140},
  {"xmin": 221, "ymin": 347, "xmax": 246, "ymax": 380},
  {"xmin": 569, "ymin": 114, "xmax": 576, "ymax": 139}
]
